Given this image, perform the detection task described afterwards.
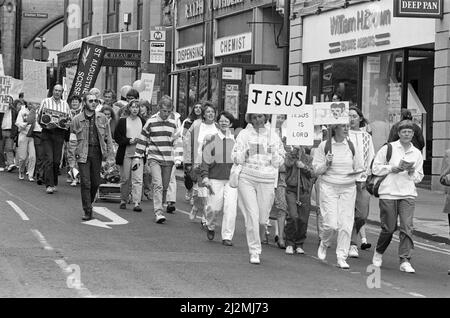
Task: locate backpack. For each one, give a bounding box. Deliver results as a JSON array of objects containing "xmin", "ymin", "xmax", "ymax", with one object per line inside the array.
[
  {"xmin": 366, "ymin": 143, "xmax": 393, "ymax": 197},
  {"xmin": 324, "ymin": 138, "xmax": 356, "ymax": 157}
]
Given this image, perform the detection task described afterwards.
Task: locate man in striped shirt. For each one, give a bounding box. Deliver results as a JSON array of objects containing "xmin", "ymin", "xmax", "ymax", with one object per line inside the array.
[
  {"xmin": 132, "ymin": 95, "xmax": 179, "ymax": 224},
  {"xmin": 38, "ymin": 84, "xmax": 72, "ymax": 194}
]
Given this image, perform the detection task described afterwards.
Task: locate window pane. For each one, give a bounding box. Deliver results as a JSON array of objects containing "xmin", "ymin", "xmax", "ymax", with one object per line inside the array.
[
  {"xmin": 308, "ymin": 65, "xmax": 320, "ymax": 104},
  {"xmin": 198, "ymin": 69, "xmax": 208, "ymax": 103},
  {"xmin": 188, "ymin": 70, "xmax": 198, "ymax": 110},
  {"xmin": 362, "ymin": 51, "xmax": 403, "ymax": 152},
  {"xmin": 322, "ymin": 58, "xmax": 358, "ymax": 104},
  {"xmin": 209, "ymin": 68, "xmax": 219, "ymax": 108},
  {"xmin": 178, "ymin": 73, "xmax": 188, "ymax": 119}
]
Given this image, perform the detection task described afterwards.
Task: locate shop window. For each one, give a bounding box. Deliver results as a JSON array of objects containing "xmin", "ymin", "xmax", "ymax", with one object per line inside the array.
[
  {"xmin": 322, "ymin": 58, "xmax": 358, "ymax": 105},
  {"xmin": 178, "ymin": 73, "xmax": 188, "ymax": 119},
  {"xmin": 362, "ymin": 51, "xmax": 403, "ymax": 152},
  {"xmin": 137, "ymin": 0, "xmax": 143, "ymax": 30},
  {"xmin": 209, "ymin": 68, "xmax": 220, "ymax": 109},
  {"xmin": 308, "ymin": 65, "xmax": 320, "ymax": 104},
  {"xmin": 107, "ymin": 0, "xmax": 119, "ymax": 33},
  {"xmin": 199, "ymin": 69, "xmax": 209, "ymax": 103},
  {"xmin": 81, "ymin": 0, "xmax": 93, "ymax": 38},
  {"xmin": 188, "ymin": 70, "xmax": 199, "ymax": 110}
]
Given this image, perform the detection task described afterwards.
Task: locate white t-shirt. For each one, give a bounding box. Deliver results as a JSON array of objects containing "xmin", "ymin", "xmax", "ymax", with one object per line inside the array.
[
  {"xmin": 197, "ymin": 122, "xmax": 218, "ymax": 160},
  {"xmin": 125, "ymin": 116, "xmax": 143, "ymax": 158}
]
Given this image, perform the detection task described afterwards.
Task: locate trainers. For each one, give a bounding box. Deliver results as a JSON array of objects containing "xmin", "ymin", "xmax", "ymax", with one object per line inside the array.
[
  {"xmin": 249, "ymin": 254, "xmax": 260, "ymax": 265},
  {"xmin": 166, "ymin": 202, "xmax": 176, "ymax": 214},
  {"xmin": 7, "ymin": 164, "xmax": 16, "ymax": 172},
  {"xmin": 0, "ymin": 167, "xmax": 4, "ymax": 172},
  {"xmin": 119, "ymin": 202, "xmax": 126, "ymax": 209},
  {"xmin": 337, "ymin": 258, "xmax": 350, "ymax": 269},
  {"xmin": 295, "ymin": 246, "xmax": 305, "ymax": 255},
  {"xmin": 317, "ymin": 241, "xmax": 327, "ymax": 260},
  {"xmin": 189, "ymin": 207, "xmax": 197, "ymax": 220},
  {"xmin": 133, "ymin": 205, "xmax": 142, "ymax": 212},
  {"xmin": 18, "ymin": 171, "xmax": 24, "ymax": 180},
  {"xmin": 372, "ymin": 251, "xmax": 383, "ymax": 267},
  {"xmin": 155, "ymin": 212, "xmax": 166, "ymax": 224},
  {"xmin": 46, "ymin": 186, "xmax": 54, "ymax": 194},
  {"xmin": 222, "ymin": 239, "xmax": 233, "ymax": 246},
  {"xmin": 361, "ymin": 242, "xmax": 372, "ymax": 250},
  {"xmin": 348, "ymin": 245, "xmax": 359, "ymax": 258},
  {"xmin": 400, "ymin": 261, "xmax": 415, "ymax": 273},
  {"xmin": 207, "ymin": 229, "xmax": 215, "ymax": 241},
  {"xmin": 285, "ymin": 246, "xmax": 294, "ymax": 255},
  {"xmin": 71, "ymin": 180, "xmax": 77, "ymax": 187},
  {"xmin": 28, "ymin": 177, "xmax": 35, "ymax": 182}
]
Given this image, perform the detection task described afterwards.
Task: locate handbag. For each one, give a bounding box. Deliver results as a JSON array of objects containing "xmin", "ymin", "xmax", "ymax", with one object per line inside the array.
[
  {"xmin": 366, "ymin": 143, "xmax": 392, "ymax": 197},
  {"xmin": 229, "ymin": 164, "xmax": 242, "ymax": 188}
]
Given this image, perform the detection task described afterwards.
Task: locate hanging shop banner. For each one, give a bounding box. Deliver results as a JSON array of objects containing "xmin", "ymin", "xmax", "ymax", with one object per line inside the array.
[
  {"xmin": 68, "ymin": 41, "xmax": 107, "ymax": 99},
  {"xmin": 140, "ymin": 73, "xmax": 156, "ymax": 103},
  {"xmin": 313, "ymin": 102, "xmax": 350, "ymax": 125},
  {"xmin": 23, "ymin": 59, "xmax": 48, "ymax": 103},
  {"xmin": 247, "ymin": 84, "xmax": 307, "ymax": 115},
  {"xmin": 286, "ymin": 105, "xmax": 315, "ymax": 146},
  {"xmin": 394, "ymin": 0, "xmax": 443, "ymax": 19},
  {"xmin": 0, "ymin": 54, "xmax": 4, "ymax": 76},
  {"xmin": 224, "ymin": 84, "xmax": 240, "ymax": 119}
]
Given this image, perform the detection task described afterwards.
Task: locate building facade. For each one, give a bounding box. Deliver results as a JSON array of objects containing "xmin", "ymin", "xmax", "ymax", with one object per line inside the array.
[{"xmin": 289, "ymin": 0, "xmax": 449, "ymax": 190}]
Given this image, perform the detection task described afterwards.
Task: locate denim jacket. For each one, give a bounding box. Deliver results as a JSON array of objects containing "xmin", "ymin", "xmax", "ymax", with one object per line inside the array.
[{"xmin": 70, "ymin": 110, "xmax": 114, "ymax": 164}]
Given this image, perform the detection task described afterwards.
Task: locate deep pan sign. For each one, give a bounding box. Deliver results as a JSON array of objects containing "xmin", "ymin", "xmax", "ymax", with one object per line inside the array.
[{"xmin": 394, "ymin": 0, "xmax": 443, "ymax": 18}]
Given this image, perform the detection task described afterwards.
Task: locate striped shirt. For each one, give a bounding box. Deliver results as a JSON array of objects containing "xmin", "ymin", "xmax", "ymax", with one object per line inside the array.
[
  {"xmin": 134, "ymin": 114, "xmax": 177, "ymax": 164},
  {"xmin": 38, "ymin": 97, "xmax": 71, "ymax": 130}
]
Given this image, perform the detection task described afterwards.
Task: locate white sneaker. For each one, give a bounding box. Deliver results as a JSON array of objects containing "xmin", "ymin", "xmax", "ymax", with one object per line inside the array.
[
  {"xmin": 18, "ymin": 171, "xmax": 24, "ymax": 180},
  {"xmin": 317, "ymin": 241, "xmax": 327, "ymax": 260},
  {"xmin": 0, "ymin": 167, "xmax": 4, "ymax": 172},
  {"xmin": 155, "ymin": 212, "xmax": 166, "ymax": 224},
  {"xmin": 71, "ymin": 180, "xmax": 77, "ymax": 187},
  {"xmin": 400, "ymin": 261, "xmax": 415, "ymax": 273},
  {"xmin": 348, "ymin": 245, "xmax": 359, "ymax": 258},
  {"xmin": 337, "ymin": 258, "xmax": 350, "ymax": 269},
  {"xmin": 372, "ymin": 251, "xmax": 383, "ymax": 267},
  {"xmin": 295, "ymin": 247, "xmax": 305, "ymax": 255},
  {"xmin": 46, "ymin": 186, "xmax": 54, "ymax": 194},
  {"xmin": 285, "ymin": 246, "xmax": 294, "ymax": 255},
  {"xmin": 249, "ymin": 254, "xmax": 260, "ymax": 265},
  {"xmin": 190, "ymin": 198, "xmax": 194, "ymax": 206},
  {"xmin": 189, "ymin": 207, "xmax": 197, "ymax": 220}
]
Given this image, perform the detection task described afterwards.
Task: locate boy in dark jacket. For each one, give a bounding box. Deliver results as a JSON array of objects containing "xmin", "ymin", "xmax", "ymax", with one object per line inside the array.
[{"xmin": 284, "ymin": 145, "xmax": 315, "ymax": 255}]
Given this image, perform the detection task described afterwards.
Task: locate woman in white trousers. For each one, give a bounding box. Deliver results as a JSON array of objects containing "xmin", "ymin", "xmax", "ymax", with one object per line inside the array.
[{"xmin": 15, "ymin": 106, "xmax": 35, "ymax": 181}]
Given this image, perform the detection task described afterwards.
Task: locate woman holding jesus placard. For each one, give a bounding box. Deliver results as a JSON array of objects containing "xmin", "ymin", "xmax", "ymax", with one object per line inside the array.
[{"xmin": 231, "ymin": 113, "xmax": 285, "ymax": 265}]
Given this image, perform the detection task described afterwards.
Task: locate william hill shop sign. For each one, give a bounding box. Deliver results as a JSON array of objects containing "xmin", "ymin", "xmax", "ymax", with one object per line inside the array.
[{"xmin": 394, "ymin": 0, "xmax": 443, "ymax": 18}]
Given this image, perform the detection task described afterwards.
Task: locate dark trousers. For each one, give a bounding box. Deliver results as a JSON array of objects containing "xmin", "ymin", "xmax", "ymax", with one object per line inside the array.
[
  {"xmin": 32, "ymin": 132, "xmax": 44, "ymax": 181},
  {"xmin": 184, "ymin": 169, "xmax": 194, "ymax": 190},
  {"xmin": 78, "ymin": 146, "xmax": 102, "ymax": 213},
  {"xmin": 285, "ymin": 189, "xmax": 311, "ymax": 247},
  {"xmin": 41, "ymin": 129, "xmax": 65, "ymax": 187},
  {"xmin": 376, "ymin": 198, "xmax": 415, "ymax": 263}
]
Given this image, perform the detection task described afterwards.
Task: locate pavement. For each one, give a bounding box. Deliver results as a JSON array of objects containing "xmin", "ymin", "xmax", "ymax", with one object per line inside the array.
[{"xmin": 174, "ymin": 168, "xmax": 450, "ymax": 245}]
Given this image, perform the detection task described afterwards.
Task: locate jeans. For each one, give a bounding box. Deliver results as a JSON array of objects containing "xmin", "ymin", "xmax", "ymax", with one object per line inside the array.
[
  {"xmin": 285, "ymin": 189, "xmax": 311, "ymax": 248},
  {"xmin": 41, "ymin": 129, "xmax": 65, "ymax": 187},
  {"xmin": 205, "ymin": 179, "xmax": 238, "ymax": 240},
  {"xmin": 149, "ymin": 160, "xmax": 173, "ymax": 214},
  {"xmin": 166, "ymin": 165, "xmax": 177, "ymax": 203},
  {"xmin": 350, "ymin": 181, "xmax": 371, "ymax": 246},
  {"xmin": 119, "ymin": 157, "xmax": 143, "ymax": 205},
  {"xmin": 78, "ymin": 146, "xmax": 102, "ymax": 213},
  {"xmin": 17, "ymin": 133, "xmax": 35, "ymax": 177},
  {"xmin": 376, "ymin": 198, "xmax": 415, "ymax": 263},
  {"xmin": 0, "ymin": 129, "xmax": 15, "ymax": 167},
  {"xmin": 319, "ymin": 181, "xmax": 356, "ymax": 260},
  {"xmin": 237, "ymin": 176, "xmax": 275, "ymax": 256},
  {"xmin": 32, "ymin": 132, "xmax": 44, "ymax": 181}
]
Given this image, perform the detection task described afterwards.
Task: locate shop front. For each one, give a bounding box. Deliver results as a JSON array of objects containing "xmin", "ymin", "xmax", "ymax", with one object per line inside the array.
[
  {"xmin": 301, "ymin": 0, "xmax": 435, "ymax": 177},
  {"xmin": 172, "ymin": 0, "xmax": 285, "ymax": 127}
]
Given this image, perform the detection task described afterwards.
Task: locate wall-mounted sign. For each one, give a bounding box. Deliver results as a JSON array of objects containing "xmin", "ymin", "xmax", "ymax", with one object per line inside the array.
[
  {"xmin": 23, "ymin": 12, "xmax": 49, "ymax": 18},
  {"xmin": 394, "ymin": 0, "xmax": 443, "ymax": 19},
  {"xmin": 150, "ymin": 42, "xmax": 166, "ymax": 64},
  {"xmin": 214, "ymin": 32, "xmax": 252, "ymax": 57},
  {"xmin": 222, "ymin": 67, "xmax": 242, "ymax": 80},
  {"xmin": 302, "ymin": 0, "xmax": 435, "ymax": 62},
  {"xmin": 224, "ymin": 84, "xmax": 240, "ymax": 119},
  {"xmin": 247, "ymin": 84, "xmax": 307, "ymax": 115},
  {"xmin": 151, "ymin": 29, "xmax": 166, "ymax": 41},
  {"xmin": 175, "ymin": 43, "xmax": 204, "ymax": 64}
]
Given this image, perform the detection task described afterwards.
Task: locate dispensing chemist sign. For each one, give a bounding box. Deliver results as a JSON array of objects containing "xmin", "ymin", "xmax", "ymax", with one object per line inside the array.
[{"xmin": 246, "ymin": 84, "xmax": 307, "ymax": 115}]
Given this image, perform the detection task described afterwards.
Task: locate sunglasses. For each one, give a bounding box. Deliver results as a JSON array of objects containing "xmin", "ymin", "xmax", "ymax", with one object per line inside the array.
[{"xmin": 88, "ymin": 99, "xmax": 100, "ymax": 103}]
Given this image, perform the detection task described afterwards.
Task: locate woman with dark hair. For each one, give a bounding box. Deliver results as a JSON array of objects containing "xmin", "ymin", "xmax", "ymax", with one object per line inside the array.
[
  {"xmin": 138, "ymin": 99, "xmax": 152, "ymax": 201},
  {"xmin": 201, "ymin": 111, "xmax": 237, "ymax": 245},
  {"xmin": 313, "ymin": 123, "xmax": 363, "ymax": 269},
  {"xmin": 183, "ymin": 101, "xmax": 219, "ymax": 227},
  {"xmin": 180, "ymin": 102, "xmax": 203, "ymax": 203},
  {"xmin": 100, "ymin": 105, "xmax": 117, "ymax": 136},
  {"xmin": 231, "ymin": 113, "xmax": 285, "ymax": 264},
  {"xmin": 347, "ymin": 106, "xmax": 375, "ymax": 258}
]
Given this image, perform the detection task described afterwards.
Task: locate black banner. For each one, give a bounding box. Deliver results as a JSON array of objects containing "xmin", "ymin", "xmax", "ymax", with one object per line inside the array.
[{"xmin": 68, "ymin": 41, "xmax": 107, "ymax": 99}]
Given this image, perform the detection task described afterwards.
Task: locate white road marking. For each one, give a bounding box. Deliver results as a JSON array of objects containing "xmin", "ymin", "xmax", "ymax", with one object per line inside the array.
[
  {"xmin": 409, "ymin": 292, "xmax": 426, "ymax": 298},
  {"xmin": 6, "ymin": 200, "xmax": 30, "ymax": 221},
  {"xmin": 30, "ymin": 229, "xmax": 54, "ymax": 251},
  {"xmin": 82, "ymin": 207, "xmax": 129, "ymax": 229},
  {"xmin": 55, "ymin": 259, "xmax": 93, "ymax": 298}
]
